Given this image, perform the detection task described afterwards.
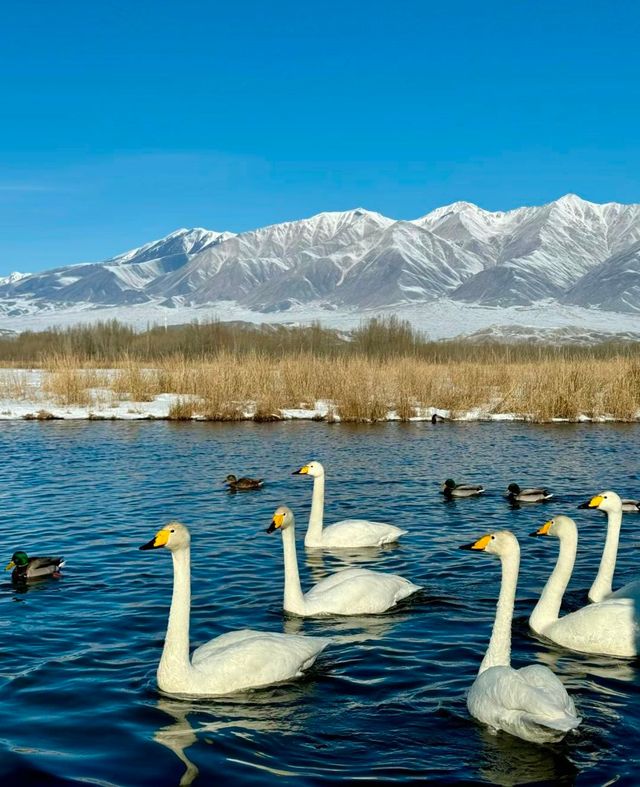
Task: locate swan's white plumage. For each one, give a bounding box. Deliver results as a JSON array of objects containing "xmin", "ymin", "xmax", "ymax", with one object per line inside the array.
[
  {"xmin": 294, "ymin": 461, "xmax": 406, "ymax": 548},
  {"xmin": 268, "ymin": 506, "xmax": 420, "ymax": 617},
  {"xmin": 529, "ymin": 515, "xmax": 639, "ymax": 658},
  {"xmin": 468, "ymin": 665, "xmax": 580, "ymax": 742},
  {"xmin": 462, "ymin": 531, "xmax": 580, "ymax": 744},
  {"xmin": 140, "ymin": 523, "xmax": 329, "ymax": 697},
  {"xmin": 582, "ymin": 491, "xmax": 640, "ymax": 603}
]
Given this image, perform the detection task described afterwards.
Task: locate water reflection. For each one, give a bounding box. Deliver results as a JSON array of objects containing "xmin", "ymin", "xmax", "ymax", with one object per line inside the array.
[
  {"xmin": 154, "ymin": 684, "xmax": 313, "ymax": 786},
  {"xmin": 474, "ymin": 725, "xmax": 578, "ymax": 785},
  {"xmin": 303, "ymin": 543, "xmax": 399, "ymax": 581}
]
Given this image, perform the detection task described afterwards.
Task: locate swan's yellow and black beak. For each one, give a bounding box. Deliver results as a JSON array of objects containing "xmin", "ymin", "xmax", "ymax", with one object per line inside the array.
[
  {"xmin": 530, "ymin": 520, "xmax": 553, "ymax": 537},
  {"xmin": 459, "ymin": 534, "xmax": 491, "ymax": 551},
  {"xmin": 5, "ymin": 560, "xmax": 15, "ymax": 571},
  {"xmin": 292, "ymin": 465, "xmax": 309, "ymax": 475},
  {"xmin": 266, "ymin": 512, "xmax": 285, "ymax": 534},
  {"xmin": 140, "ymin": 529, "xmax": 170, "ymax": 550},
  {"xmin": 578, "ymin": 494, "xmax": 604, "ymax": 510}
]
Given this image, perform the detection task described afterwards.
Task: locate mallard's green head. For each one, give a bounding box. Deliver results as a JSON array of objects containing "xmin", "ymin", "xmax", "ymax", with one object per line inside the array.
[
  {"xmin": 444, "ymin": 479, "xmax": 456, "ymax": 489},
  {"xmin": 6, "ymin": 551, "xmax": 29, "ymax": 571}
]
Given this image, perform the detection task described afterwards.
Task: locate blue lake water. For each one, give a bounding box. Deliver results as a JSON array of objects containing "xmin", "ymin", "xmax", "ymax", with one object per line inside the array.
[{"xmin": 1, "ymin": 421, "xmax": 639, "ymax": 785}]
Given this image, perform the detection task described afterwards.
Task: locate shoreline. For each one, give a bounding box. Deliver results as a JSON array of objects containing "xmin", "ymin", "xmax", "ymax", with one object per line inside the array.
[{"xmin": 2, "ymin": 366, "xmax": 639, "ymax": 424}]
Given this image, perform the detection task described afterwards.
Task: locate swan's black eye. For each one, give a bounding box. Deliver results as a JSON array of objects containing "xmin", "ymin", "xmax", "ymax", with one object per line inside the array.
[
  {"xmin": 491, "ymin": 535, "xmax": 495, "ymax": 540},
  {"xmin": 170, "ymin": 529, "xmax": 175, "ymax": 533}
]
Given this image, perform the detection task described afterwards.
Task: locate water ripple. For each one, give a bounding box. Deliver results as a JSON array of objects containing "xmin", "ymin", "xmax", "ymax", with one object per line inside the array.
[{"xmin": 1, "ymin": 421, "xmax": 639, "ymax": 784}]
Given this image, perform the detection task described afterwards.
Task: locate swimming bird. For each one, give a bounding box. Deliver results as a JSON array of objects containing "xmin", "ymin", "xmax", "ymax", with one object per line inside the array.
[
  {"xmin": 431, "ymin": 413, "xmax": 448, "ymax": 424},
  {"xmin": 139, "ymin": 522, "xmax": 329, "ymax": 696},
  {"xmin": 441, "ymin": 479, "xmax": 485, "ymax": 499},
  {"xmin": 266, "ymin": 506, "xmax": 420, "ymax": 616},
  {"xmin": 506, "ymin": 483, "xmax": 553, "ymax": 503},
  {"xmin": 224, "ymin": 474, "xmax": 264, "ymax": 491},
  {"xmin": 529, "ymin": 515, "xmax": 639, "ymax": 658},
  {"xmin": 460, "ymin": 531, "xmax": 581, "ymax": 743},
  {"xmin": 621, "ymin": 498, "xmax": 640, "ymax": 513},
  {"xmin": 5, "ymin": 551, "xmax": 64, "ymax": 583},
  {"xmin": 292, "ymin": 461, "xmax": 406, "ymax": 548},
  {"xmin": 578, "ymin": 491, "xmax": 640, "ymax": 602}
]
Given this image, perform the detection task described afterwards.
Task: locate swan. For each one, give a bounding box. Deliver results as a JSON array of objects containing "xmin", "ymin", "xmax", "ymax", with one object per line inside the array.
[
  {"xmin": 529, "ymin": 515, "xmax": 639, "ymax": 658},
  {"xmin": 441, "ymin": 479, "xmax": 485, "ymax": 498},
  {"xmin": 578, "ymin": 491, "xmax": 640, "ymax": 602},
  {"xmin": 460, "ymin": 531, "xmax": 581, "ymax": 743},
  {"xmin": 506, "ymin": 484, "xmax": 553, "ymax": 503},
  {"xmin": 292, "ymin": 461, "xmax": 407, "ymax": 548},
  {"xmin": 267, "ymin": 506, "xmax": 421, "ymax": 616},
  {"xmin": 139, "ymin": 522, "xmax": 330, "ymax": 696}
]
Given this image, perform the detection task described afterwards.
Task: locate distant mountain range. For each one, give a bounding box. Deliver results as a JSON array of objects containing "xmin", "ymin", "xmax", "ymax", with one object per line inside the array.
[{"xmin": 2, "ymin": 195, "xmax": 640, "ymax": 320}]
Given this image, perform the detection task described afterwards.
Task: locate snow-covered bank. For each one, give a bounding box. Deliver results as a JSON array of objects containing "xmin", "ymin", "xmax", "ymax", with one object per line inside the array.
[
  {"xmin": 1, "ymin": 298, "xmax": 640, "ymax": 343},
  {"xmin": 1, "ymin": 369, "xmax": 637, "ymax": 423}
]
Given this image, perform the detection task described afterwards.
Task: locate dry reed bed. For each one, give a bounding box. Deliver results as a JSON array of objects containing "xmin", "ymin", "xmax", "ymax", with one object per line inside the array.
[{"xmin": 20, "ymin": 353, "xmax": 640, "ymax": 423}]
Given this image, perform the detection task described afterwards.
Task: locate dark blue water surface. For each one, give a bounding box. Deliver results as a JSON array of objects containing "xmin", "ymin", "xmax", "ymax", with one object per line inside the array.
[{"xmin": 1, "ymin": 421, "xmax": 640, "ymax": 786}]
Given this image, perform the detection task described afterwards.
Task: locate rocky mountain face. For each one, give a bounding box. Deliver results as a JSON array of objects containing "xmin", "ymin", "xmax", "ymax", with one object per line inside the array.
[{"xmin": 2, "ymin": 195, "xmax": 640, "ymax": 317}]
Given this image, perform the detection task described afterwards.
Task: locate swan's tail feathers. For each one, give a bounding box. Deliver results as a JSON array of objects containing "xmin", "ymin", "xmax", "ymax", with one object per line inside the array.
[{"xmin": 525, "ymin": 712, "xmax": 582, "ymax": 733}]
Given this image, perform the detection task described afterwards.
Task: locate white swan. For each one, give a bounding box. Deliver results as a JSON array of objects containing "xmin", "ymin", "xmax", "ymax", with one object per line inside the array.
[
  {"xmin": 578, "ymin": 491, "xmax": 640, "ymax": 602},
  {"xmin": 529, "ymin": 515, "xmax": 639, "ymax": 658},
  {"xmin": 293, "ymin": 461, "xmax": 407, "ymax": 548},
  {"xmin": 139, "ymin": 522, "xmax": 330, "ymax": 696},
  {"xmin": 267, "ymin": 506, "xmax": 420, "ymax": 616},
  {"xmin": 460, "ymin": 531, "xmax": 581, "ymax": 743}
]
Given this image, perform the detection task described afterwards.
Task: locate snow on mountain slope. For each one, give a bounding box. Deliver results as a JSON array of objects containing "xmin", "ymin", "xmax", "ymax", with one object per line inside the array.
[
  {"xmin": 1, "ymin": 196, "xmax": 640, "ymax": 327},
  {"xmin": 0, "ymin": 228, "xmax": 231, "ymax": 306},
  {"xmin": 333, "ymin": 221, "xmax": 483, "ymax": 307},
  {"xmin": 154, "ymin": 209, "xmax": 393, "ymax": 301},
  {"xmin": 563, "ymin": 238, "xmax": 640, "ymax": 313}
]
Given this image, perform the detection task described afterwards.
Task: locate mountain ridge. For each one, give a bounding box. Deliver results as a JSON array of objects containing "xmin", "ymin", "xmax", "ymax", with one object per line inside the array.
[{"xmin": 2, "ymin": 195, "xmax": 640, "ymax": 318}]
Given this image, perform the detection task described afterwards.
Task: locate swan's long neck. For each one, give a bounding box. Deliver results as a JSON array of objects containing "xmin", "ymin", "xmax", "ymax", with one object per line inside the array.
[
  {"xmin": 479, "ymin": 546, "xmax": 519, "ymax": 674},
  {"xmin": 589, "ymin": 508, "xmax": 622, "ymax": 602},
  {"xmin": 281, "ymin": 525, "xmax": 306, "ymax": 615},
  {"xmin": 305, "ymin": 473, "xmax": 325, "ymax": 546},
  {"xmin": 158, "ymin": 547, "xmax": 192, "ymax": 683},
  {"xmin": 529, "ymin": 527, "xmax": 577, "ymax": 634}
]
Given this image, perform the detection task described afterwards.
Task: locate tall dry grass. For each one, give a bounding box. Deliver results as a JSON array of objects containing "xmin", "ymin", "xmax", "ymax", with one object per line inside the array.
[
  {"xmin": 42, "ymin": 354, "xmax": 109, "ymax": 406},
  {"xmin": 35, "ymin": 352, "xmax": 640, "ymax": 422}
]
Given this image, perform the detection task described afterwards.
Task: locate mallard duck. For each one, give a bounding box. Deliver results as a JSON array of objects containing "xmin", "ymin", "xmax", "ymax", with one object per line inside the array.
[
  {"xmin": 441, "ymin": 479, "xmax": 485, "ymax": 499},
  {"xmin": 292, "ymin": 460, "xmax": 406, "ymax": 548},
  {"xmin": 224, "ymin": 474, "xmax": 264, "ymax": 491},
  {"xmin": 506, "ymin": 483, "xmax": 552, "ymax": 503},
  {"xmin": 460, "ymin": 531, "xmax": 581, "ymax": 743},
  {"xmin": 5, "ymin": 551, "xmax": 64, "ymax": 582},
  {"xmin": 139, "ymin": 522, "xmax": 329, "ymax": 696},
  {"xmin": 621, "ymin": 498, "xmax": 640, "ymax": 513},
  {"xmin": 266, "ymin": 506, "xmax": 420, "ymax": 616}
]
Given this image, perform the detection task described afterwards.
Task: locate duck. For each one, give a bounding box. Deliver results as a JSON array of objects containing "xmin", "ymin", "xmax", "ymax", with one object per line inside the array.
[
  {"xmin": 266, "ymin": 506, "xmax": 420, "ymax": 616},
  {"xmin": 5, "ymin": 551, "xmax": 64, "ymax": 583},
  {"xmin": 292, "ymin": 461, "xmax": 406, "ymax": 548},
  {"xmin": 506, "ymin": 483, "xmax": 553, "ymax": 503},
  {"xmin": 224, "ymin": 474, "xmax": 264, "ymax": 491},
  {"xmin": 578, "ymin": 491, "xmax": 640, "ymax": 602},
  {"xmin": 529, "ymin": 515, "xmax": 639, "ymax": 658},
  {"xmin": 621, "ymin": 498, "xmax": 640, "ymax": 513},
  {"xmin": 431, "ymin": 413, "xmax": 449, "ymax": 424},
  {"xmin": 460, "ymin": 531, "xmax": 581, "ymax": 743},
  {"xmin": 139, "ymin": 522, "xmax": 329, "ymax": 696},
  {"xmin": 441, "ymin": 479, "xmax": 485, "ymax": 499}
]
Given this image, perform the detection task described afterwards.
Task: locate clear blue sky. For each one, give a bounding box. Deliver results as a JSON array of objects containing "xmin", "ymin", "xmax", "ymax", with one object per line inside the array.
[{"xmin": 1, "ymin": 0, "xmax": 639, "ymax": 274}]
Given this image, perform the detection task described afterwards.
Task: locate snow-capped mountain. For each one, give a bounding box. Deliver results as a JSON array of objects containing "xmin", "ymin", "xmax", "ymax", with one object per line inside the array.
[{"xmin": 1, "ymin": 196, "xmax": 640, "ymax": 323}]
